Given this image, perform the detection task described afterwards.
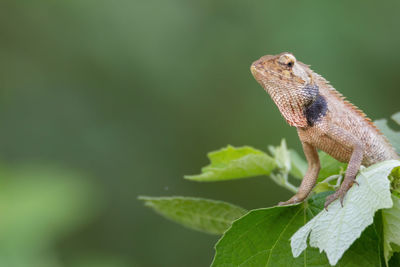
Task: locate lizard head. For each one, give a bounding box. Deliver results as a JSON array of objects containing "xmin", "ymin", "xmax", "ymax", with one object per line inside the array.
[{"xmin": 250, "ymin": 52, "xmax": 319, "ymax": 127}]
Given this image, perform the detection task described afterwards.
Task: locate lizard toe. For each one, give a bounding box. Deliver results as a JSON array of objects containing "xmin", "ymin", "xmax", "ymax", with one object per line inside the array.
[
  {"xmin": 277, "ymin": 201, "xmax": 289, "ymax": 206},
  {"xmin": 324, "ymin": 190, "xmax": 349, "ymax": 210},
  {"xmin": 278, "ymin": 199, "xmax": 295, "ymax": 206},
  {"xmin": 340, "ymin": 193, "xmax": 346, "ymax": 207},
  {"xmin": 324, "ymin": 192, "xmax": 340, "ymax": 210},
  {"xmin": 324, "ymin": 194, "xmax": 336, "ymax": 210},
  {"xmin": 278, "ymin": 195, "xmax": 303, "ymax": 206}
]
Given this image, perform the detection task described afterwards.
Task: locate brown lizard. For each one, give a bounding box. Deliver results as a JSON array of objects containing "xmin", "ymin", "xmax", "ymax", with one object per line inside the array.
[{"xmin": 250, "ymin": 52, "xmax": 399, "ymax": 209}]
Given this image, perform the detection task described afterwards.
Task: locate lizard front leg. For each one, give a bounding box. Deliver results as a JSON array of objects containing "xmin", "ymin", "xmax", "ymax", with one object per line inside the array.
[
  {"xmin": 278, "ymin": 142, "xmax": 320, "ymax": 206},
  {"xmin": 324, "ymin": 126, "xmax": 364, "ymax": 210}
]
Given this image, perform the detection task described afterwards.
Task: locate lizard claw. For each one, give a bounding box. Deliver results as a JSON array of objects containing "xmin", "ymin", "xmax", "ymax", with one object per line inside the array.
[
  {"xmin": 340, "ymin": 193, "xmax": 346, "ymax": 207},
  {"xmin": 324, "ymin": 190, "xmax": 347, "ymax": 210},
  {"xmin": 277, "ymin": 195, "xmax": 304, "ymax": 206},
  {"xmin": 278, "ymin": 200, "xmax": 295, "ymax": 206},
  {"xmin": 324, "ymin": 193, "xmax": 335, "ymax": 211},
  {"xmin": 324, "ymin": 186, "xmax": 354, "ymax": 210},
  {"xmin": 278, "ymin": 201, "xmax": 289, "ymax": 206},
  {"xmin": 324, "ymin": 178, "xmax": 359, "ymax": 210}
]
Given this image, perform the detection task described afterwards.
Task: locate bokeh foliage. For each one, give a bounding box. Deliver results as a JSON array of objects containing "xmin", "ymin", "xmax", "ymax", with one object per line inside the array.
[{"xmin": 0, "ymin": 1, "xmax": 400, "ymax": 266}]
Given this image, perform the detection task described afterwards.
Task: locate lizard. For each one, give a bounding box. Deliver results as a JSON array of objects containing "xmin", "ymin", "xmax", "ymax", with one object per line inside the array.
[{"xmin": 250, "ymin": 52, "xmax": 399, "ymax": 209}]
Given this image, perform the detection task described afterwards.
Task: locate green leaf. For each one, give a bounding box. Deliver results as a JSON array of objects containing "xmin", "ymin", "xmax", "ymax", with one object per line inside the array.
[
  {"xmin": 289, "ymin": 149, "xmax": 307, "ymax": 179},
  {"xmin": 211, "ymin": 195, "xmax": 329, "ymax": 267},
  {"xmin": 291, "ymin": 160, "xmax": 400, "ymax": 265},
  {"xmin": 185, "ymin": 145, "xmax": 276, "ymax": 182},
  {"xmin": 212, "ymin": 192, "xmax": 383, "ymax": 266},
  {"xmin": 389, "ymin": 252, "xmax": 400, "ymax": 267},
  {"xmin": 313, "ymin": 152, "xmax": 347, "ymax": 194},
  {"xmin": 138, "ymin": 196, "xmax": 247, "ymax": 235},
  {"xmin": 339, "ymin": 214, "xmax": 385, "ymax": 267},
  {"xmin": 383, "ymin": 194, "xmax": 400, "ymax": 265},
  {"xmin": 313, "ymin": 182, "xmax": 336, "ymax": 194},
  {"xmin": 266, "ymin": 140, "xmax": 299, "ymax": 193},
  {"xmin": 389, "ymin": 166, "xmax": 400, "ymax": 194},
  {"xmin": 318, "ymin": 151, "xmax": 347, "ymax": 181},
  {"xmin": 269, "ymin": 139, "xmax": 291, "ymax": 172},
  {"xmin": 392, "ymin": 112, "xmax": 400, "ymax": 125},
  {"xmin": 375, "ymin": 113, "xmax": 400, "ymax": 154}
]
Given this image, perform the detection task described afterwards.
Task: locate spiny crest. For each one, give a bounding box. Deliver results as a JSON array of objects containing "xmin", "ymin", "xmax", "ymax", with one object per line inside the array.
[
  {"xmin": 312, "ymin": 71, "xmax": 390, "ymax": 140},
  {"xmin": 297, "ymin": 64, "xmax": 375, "ymax": 127}
]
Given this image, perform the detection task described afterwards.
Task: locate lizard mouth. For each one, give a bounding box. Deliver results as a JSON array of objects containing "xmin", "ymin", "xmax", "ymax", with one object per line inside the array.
[
  {"xmin": 250, "ymin": 60, "xmax": 272, "ymax": 84},
  {"xmin": 250, "ymin": 64, "xmax": 257, "ymax": 75},
  {"xmin": 250, "ymin": 58, "xmax": 263, "ymax": 74},
  {"xmin": 250, "ymin": 63, "xmax": 264, "ymax": 88}
]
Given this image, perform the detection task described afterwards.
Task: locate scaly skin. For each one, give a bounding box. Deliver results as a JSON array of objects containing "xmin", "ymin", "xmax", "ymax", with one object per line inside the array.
[{"xmin": 251, "ymin": 52, "xmax": 399, "ymax": 209}]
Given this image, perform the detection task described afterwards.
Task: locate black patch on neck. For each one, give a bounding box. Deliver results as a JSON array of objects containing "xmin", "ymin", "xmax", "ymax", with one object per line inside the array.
[
  {"xmin": 304, "ymin": 94, "xmax": 328, "ymax": 126},
  {"xmin": 302, "ymin": 84, "xmax": 320, "ymax": 106}
]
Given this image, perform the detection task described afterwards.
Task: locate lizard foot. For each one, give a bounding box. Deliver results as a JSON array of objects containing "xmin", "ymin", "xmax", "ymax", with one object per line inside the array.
[
  {"xmin": 324, "ymin": 191, "xmax": 346, "ymax": 210},
  {"xmin": 278, "ymin": 195, "xmax": 305, "ymax": 206},
  {"xmin": 324, "ymin": 179, "xmax": 357, "ymax": 210}
]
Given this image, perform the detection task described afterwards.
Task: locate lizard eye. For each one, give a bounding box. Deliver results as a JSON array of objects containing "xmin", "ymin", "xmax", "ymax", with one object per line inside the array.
[{"xmin": 278, "ymin": 54, "xmax": 296, "ymax": 68}]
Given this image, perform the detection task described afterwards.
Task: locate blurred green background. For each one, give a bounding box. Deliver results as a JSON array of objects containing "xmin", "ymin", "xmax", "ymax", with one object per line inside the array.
[{"xmin": 0, "ymin": 1, "xmax": 400, "ymax": 266}]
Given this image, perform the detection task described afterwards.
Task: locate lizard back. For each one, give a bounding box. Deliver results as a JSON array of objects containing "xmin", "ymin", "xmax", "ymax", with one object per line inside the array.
[
  {"xmin": 303, "ymin": 72, "xmax": 398, "ymax": 166},
  {"xmin": 251, "ymin": 52, "xmax": 399, "ymax": 166}
]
